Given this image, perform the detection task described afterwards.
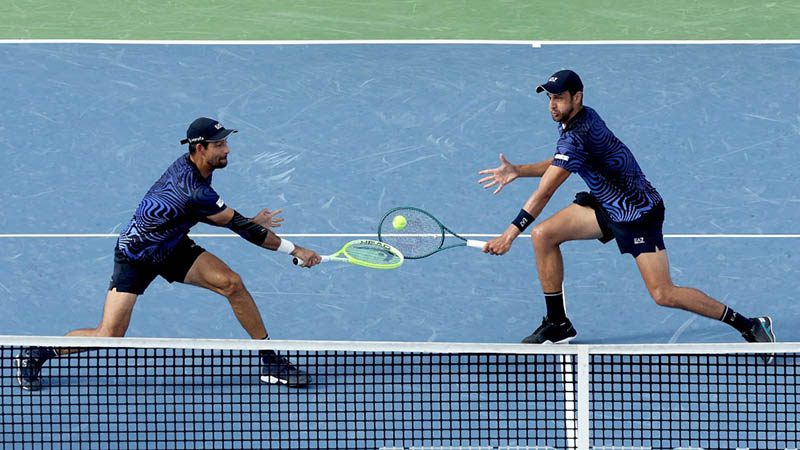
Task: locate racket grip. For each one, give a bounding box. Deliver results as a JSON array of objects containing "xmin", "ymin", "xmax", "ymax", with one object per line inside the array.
[
  {"xmin": 466, "ymin": 239, "xmax": 487, "ymax": 249},
  {"xmin": 292, "ymin": 255, "xmax": 331, "ymax": 266}
]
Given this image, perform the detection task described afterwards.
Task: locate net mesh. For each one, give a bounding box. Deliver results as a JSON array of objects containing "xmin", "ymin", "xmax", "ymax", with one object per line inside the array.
[
  {"xmin": 1, "ymin": 338, "xmax": 576, "ymax": 450},
  {"xmin": 590, "ymin": 352, "xmax": 799, "ymax": 449},
  {"xmin": 1, "ymin": 337, "xmax": 797, "ymax": 450},
  {"xmin": 378, "ymin": 208, "xmax": 444, "ymax": 259}
]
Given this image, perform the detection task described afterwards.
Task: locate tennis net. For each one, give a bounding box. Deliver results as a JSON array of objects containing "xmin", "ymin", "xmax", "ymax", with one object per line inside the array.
[{"xmin": 0, "ymin": 336, "xmax": 795, "ymax": 450}]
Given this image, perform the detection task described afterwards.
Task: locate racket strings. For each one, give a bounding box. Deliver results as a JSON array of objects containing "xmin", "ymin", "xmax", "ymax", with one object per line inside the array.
[
  {"xmin": 345, "ymin": 244, "xmax": 402, "ymax": 266},
  {"xmin": 379, "ymin": 209, "xmax": 443, "ymax": 259}
]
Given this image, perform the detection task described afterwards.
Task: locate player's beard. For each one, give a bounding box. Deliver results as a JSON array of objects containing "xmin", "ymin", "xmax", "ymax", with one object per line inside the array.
[
  {"xmin": 211, "ymin": 155, "xmax": 228, "ymax": 169},
  {"xmin": 550, "ymin": 104, "xmax": 573, "ymax": 124}
]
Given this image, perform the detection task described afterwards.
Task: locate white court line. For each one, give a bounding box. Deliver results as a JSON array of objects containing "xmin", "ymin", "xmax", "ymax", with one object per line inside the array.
[
  {"xmin": 0, "ymin": 233, "xmax": 799, "ymax": 239},
  {"xmin": 1, "ymin": 39, "xmax": 799, "ymax": 46}
]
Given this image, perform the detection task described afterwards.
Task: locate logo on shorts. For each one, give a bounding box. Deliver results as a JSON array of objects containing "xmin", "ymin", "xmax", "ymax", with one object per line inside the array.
[
  {"xmin": 216, "ymin": 198, "xmax": 225, "ymax": 208},
  {"xmin": 634, "ymin": 237, "xmax": 645, "ymax": 245}
]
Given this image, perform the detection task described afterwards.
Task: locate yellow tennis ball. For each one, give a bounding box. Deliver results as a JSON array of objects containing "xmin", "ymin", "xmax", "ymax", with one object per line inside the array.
[{"xmin": 392, "ymin": 215, "xmax": 408, "ymax": 230}]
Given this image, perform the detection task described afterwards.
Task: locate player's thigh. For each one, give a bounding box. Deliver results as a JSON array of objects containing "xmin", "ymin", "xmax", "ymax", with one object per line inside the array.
[
  {"xmin": 183, "ymin": 251, "xmax": 241, "ymax": 293},
  {"xmin": 634, "ymin": 248, "xmax": 674, "ymax": 291},
  {"xmin": 535, "ymin": 203, "xmax": 604, "ymax": 243}
]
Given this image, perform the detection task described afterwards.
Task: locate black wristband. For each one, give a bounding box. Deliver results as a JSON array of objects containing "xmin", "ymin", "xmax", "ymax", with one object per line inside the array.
[{"xmin": 511, "ymin": 208, "xmax": 535, "ymax": 232}]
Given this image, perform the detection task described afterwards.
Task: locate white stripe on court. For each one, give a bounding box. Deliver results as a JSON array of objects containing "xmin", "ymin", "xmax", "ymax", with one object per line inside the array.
[
  {"xmin": 0, "ymin": 233, "xmax": 799, "ymax": 239},
  {"xmin": 1, "ymin": 39, "xmax": 799, "ymax": 46}
]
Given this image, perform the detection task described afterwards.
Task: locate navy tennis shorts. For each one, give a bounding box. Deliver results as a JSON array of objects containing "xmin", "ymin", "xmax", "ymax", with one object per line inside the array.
[
  {"xmin": 109, "ymin": 237, "xmax": 206, "ymax": 295},
  {"xmin": 573, "ymin": 192, "xmax": 666, "ymax": 258}
]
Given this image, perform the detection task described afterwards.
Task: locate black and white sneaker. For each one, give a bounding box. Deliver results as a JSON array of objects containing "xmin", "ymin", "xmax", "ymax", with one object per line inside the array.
[
  {"xmin": 741, "ymin": 316, "xmax": 776, "ymax": 364},
  {"xmin": 260, "ymin": 352, "xmax": 310, "ymax": 387},
  {"xmin": 522, "ymin": 317, "xmax": 577, "ymax": 344},
  {"xmin": 15, "ymin": 346, "xmax": 57, "ymax": 391}
]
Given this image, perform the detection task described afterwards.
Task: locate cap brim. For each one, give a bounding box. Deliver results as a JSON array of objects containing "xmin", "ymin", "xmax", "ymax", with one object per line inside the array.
[
  {"xmin": 206, "ymin": 128, "xmax": 238, "ymax": 142},
  {"xmin": 536, "ymin": 83, "xmax": 565, "ymax": 94}
]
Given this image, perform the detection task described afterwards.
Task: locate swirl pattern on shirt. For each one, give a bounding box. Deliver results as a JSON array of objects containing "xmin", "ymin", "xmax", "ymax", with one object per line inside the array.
[
  {"xmin": 118, "ymin": 154, "xmax": 225, "ymax": 264},
  {"xmin": 551, "ymin": 107, "xmax": 662, "ymax": 223}
]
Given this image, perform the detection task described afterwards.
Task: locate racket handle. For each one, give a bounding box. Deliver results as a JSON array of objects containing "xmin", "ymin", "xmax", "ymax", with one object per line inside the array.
[
  {"xmin": 292, "ymin": 255, "xmax": 331, "ymax": 266},
  {"xmin": 466, "ymin": 239, "xmax": 487, "ymax": 249}
]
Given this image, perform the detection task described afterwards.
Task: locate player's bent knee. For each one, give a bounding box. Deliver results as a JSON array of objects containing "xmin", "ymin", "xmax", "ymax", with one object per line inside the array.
[
  {"xmin": 217, "ymin": 271, "xmax": 245, "ymax": 297},
  {"xmin": 96, "ymin": 325, "xmax": 127, "ymax": 338},
  {"xmin": 530, "ymin": 224, "xmax": 546, "ymax": 245},
  {"xmin": 531, "ymin": 223, "xmax": 559, "ymax": 248},
  {"xmin": 649, "ymin": 286, "xmax": 677, "ymax": 308}
]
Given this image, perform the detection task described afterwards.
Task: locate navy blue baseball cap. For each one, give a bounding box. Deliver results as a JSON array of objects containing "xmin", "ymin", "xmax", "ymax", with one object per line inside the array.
[
  {"xmin": 180, "ymin": 117, "xmax": 238, "ymax": 145},
  {"xmin": 535, "ymin": 70, "xmax": 584, "ymax": 95}
]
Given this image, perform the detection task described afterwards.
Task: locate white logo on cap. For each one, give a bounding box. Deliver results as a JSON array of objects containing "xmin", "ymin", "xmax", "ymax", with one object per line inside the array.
[
  {"xmin": 549, "ymin": 76, "xmax": 558, "ymax": 83},
  {"xmin": 214, "ymin": 123, "xmax": 223, "ymax": 130}
]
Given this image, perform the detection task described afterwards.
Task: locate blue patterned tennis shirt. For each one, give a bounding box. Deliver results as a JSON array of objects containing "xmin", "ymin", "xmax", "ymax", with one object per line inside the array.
[
  {"xmin": 118, "ymin": 153, "xmax": 227, "ymax": 263},
  {"xmin": 550, "ymin": 106, "xmax": 662, "ymax": 223}
]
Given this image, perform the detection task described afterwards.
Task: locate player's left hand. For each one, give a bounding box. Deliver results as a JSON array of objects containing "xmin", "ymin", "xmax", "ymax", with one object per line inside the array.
[
  {"xmin": 252, "ymin": 208, "xmax": 284, "ymax": 228},
  {"xmin": 483, "ymin": 233, "xmax": 514, "ymax": 255}
]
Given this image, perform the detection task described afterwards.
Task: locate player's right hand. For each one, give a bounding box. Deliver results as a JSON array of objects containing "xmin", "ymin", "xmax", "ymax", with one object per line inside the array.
[
  {"xmin": 292, "ymin": 247, "xmax": 321, "ymax": 268},
  {"xmin": 478, "ymin": 153, "xmax": 519, "ymax": 195}
]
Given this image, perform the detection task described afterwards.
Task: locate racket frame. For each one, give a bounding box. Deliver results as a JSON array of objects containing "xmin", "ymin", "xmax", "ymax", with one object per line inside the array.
[
  {"xmin": 378, "ymin": 206, "xmax": 486, "ymax": 259},
  {"xmin": 293, "ymin": 239, "xmax": 404, "ymax": 269}
]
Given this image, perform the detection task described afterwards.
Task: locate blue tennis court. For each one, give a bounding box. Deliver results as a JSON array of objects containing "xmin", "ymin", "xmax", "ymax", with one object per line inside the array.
[
  {"xmin": 1, "ymin": 42, "xmax": 799, "ymax": 450},
  {"xmin": 1, "ymin": 42, "xmax": 797, "ymax": 344}
]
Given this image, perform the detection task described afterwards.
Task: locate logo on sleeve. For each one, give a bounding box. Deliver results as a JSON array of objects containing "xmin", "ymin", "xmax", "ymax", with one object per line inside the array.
[
  {"xmin": 634, "ymin": 237, "xmax": 645, "ymax": 245},
  {"xmin": 216, "ymin": 198, "xmax": 225, "ymax": 208},
  {"xmin": 555, "ymin": 154, "xmax": 569, "ymax": 161}
]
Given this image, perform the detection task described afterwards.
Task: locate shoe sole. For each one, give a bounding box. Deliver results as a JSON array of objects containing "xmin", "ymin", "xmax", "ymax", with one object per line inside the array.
[
  {"xmin": 260, "ymin": 374, "xmax": 310, "ymax": 387},
  {"xmin": 542, "ymin": 335, "xmax": 577, "ymax": 344},
  {"xmin": 523, "ymin": 332, "xmax": 577, "ymax": 344},
  {"xmin": 261, "ymin": 375, "xmax": 288, "ymax": 385}
]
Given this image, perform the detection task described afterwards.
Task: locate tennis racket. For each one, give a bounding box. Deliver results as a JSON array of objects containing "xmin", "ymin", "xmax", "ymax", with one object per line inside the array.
[
  {"xmin": 292, "ymin": 239, "xmax": 404, "ymax": 269},
  {"xmin": 377, "ymin": 207, "xmax": 486, "ymax": 259}
]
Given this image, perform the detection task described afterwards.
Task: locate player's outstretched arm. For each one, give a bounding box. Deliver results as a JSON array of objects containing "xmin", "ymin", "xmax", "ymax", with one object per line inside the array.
[
  {"xmin": 478, "ymin": 154, "xmax": 554, "ymax": 195},
  {"xmin": 483, "ymin": 165, "xmax": 570, "ymax": 255},
  {"xmin": 206, "ymin": 207, "xmax": 321, "ymax": 267}
]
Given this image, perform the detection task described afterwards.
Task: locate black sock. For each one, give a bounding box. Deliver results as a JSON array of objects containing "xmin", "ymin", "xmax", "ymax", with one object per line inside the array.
[
  {"xmin": 720, "ymin": 306, "xmax": 753, "ymax": 333},
  {"xmin": 258, "ymin": 335, "xmax": 276, "ymax": 359},
  {"xmin": 545, "ymin": 291, "xmax": 567, "ymax": 322}
]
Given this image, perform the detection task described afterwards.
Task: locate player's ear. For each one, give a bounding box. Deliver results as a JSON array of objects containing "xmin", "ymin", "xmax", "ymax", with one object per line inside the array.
[{"xmin": 573, "ymin": 91, "xmax": 583, "ymax": 104}]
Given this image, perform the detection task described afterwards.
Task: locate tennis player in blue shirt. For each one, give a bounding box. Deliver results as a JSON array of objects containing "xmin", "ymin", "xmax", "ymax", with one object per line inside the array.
[
  {"xmin": 479, "ymin": 70, "xmax": 775, "ymax": 355},
  {"xmin": 16, "ymin": 117, "xmax": 322, "ymax": 390}
]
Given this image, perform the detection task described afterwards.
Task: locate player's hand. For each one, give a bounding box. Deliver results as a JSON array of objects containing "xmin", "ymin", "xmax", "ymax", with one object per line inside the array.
[
  {"xmin": 483, "ymin": 230, "xmax": 516, "ymax": 255},
  {"xmin": 478, "ymin": 153, "xmax": 518, "ymax": 195},
  {"xmin": 252, "ymin": 208, "xmax": 284, "ymax": 228},
  {"xmin": 292, "ymin": 247, "xmax": 321, "ymax": 268}
]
